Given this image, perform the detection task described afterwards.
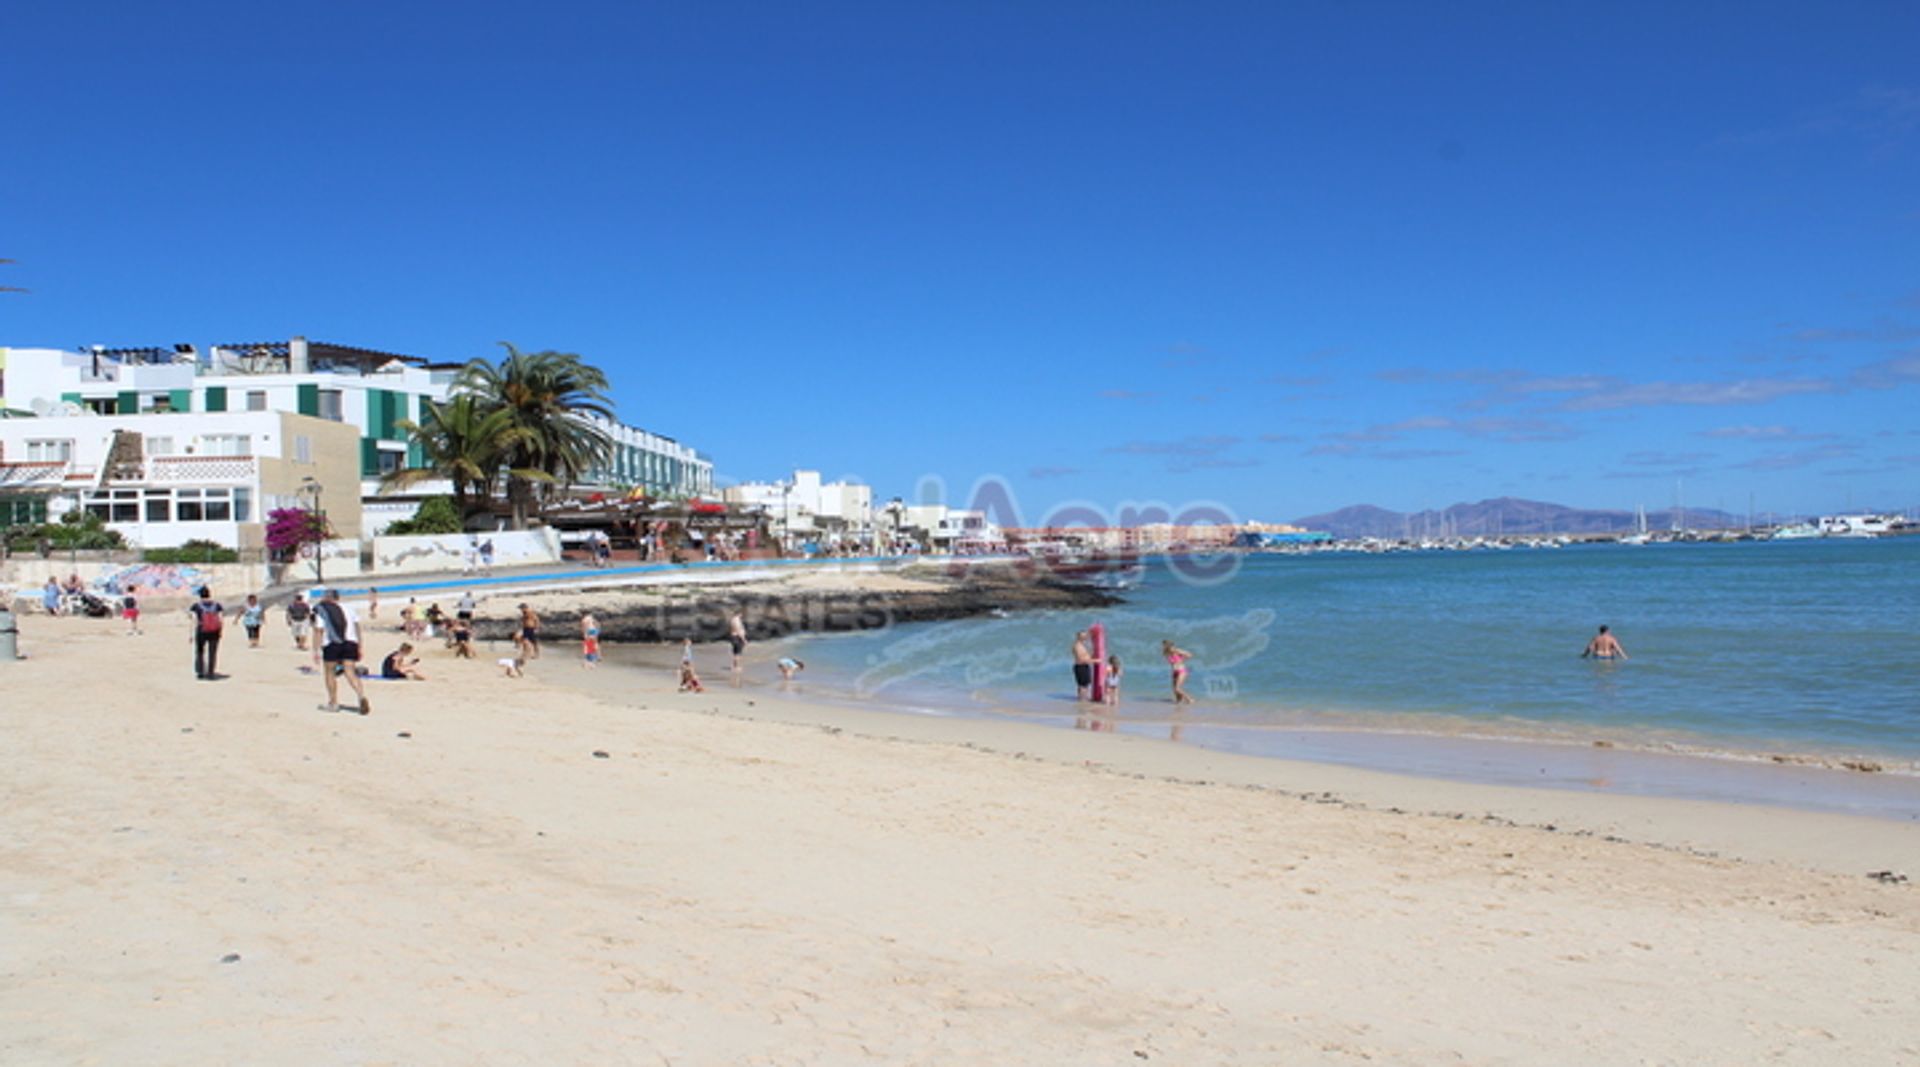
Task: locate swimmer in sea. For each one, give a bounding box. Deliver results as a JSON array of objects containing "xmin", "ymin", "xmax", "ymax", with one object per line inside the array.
[{"xmin": 1581, "ymin": 625, "xmax": 1628, "ymax": 660}]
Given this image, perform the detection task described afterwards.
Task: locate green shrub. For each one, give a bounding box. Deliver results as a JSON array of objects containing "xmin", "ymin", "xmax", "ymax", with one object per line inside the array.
[
  {"xmin": 385, "ymin": 495, "xmax": 464, "ymax": 536},
  {"xmin": 143, "ymin": 539, "xmax": 239, "ymax": 563}
]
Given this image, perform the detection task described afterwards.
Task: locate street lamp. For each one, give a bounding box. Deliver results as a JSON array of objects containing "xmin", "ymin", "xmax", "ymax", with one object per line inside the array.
[{"xmin": 299, "ymin": 477, "xmax": 325, "ymax": 586}]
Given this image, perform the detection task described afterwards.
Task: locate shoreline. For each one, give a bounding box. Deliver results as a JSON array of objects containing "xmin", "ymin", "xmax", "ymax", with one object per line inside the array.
[
  {"xmin": 6, "ymin": 613, "xmax": 1920, "ymax": 1063},
  {"xmin": 568, "ymin": 642, "xmax": 1920, "ymax": 869}
]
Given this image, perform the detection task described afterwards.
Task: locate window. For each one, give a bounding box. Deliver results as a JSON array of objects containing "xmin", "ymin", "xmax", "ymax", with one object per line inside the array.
[
  {"xmin": 377, "ymin": 449, "xmax": 403, "ymax": 474},
  {"xmin": 317, "ymin": 390, "xmax": 344, "ymax": 421},
  {"xmin": 233, "ymin": 488, "xmax": 252, "ymax": 523},
  {"xmin": 145, "ymin": 492, "xmax": 170, "ymax": 523},
  {"xmin": 175, "ymin": 489, "xmax": 203, "ymax": 521},
  {"xmin": 294, "ymin": 435, "xmax": 312, "ymax": 464},
  {"xmin": 145, "ymin": 436, "xmax": 175, "ymax": 456},
  {"xmin": 26, "ymin": 439, "xmax": 73, "ymax": 463},
  {"xmin": 200, "ymin": 434, "xmax": 252, "ymax": 456},
  {"xmin": 246, "ymin": 390, "xmax": 268, "ymax": 411},
  {"xmin": 203, "ymin": 489, "xmax": 233, "ymax": 522},
  {"xmin": 84, "ymin": 490, "xmax": 139, "ymax": 523}
]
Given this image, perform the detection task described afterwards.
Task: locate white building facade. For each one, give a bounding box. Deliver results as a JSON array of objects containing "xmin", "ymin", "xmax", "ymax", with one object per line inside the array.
[{"xmin": 722, "ymin": 470, "xmax": 873, "ymax": 547}]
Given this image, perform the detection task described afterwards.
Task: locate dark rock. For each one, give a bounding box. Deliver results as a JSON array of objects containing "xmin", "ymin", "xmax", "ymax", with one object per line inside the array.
[
  {"xmin": 220, "ymin": 953, "xmax": 241, "ymax": 964},
  {"xmin": 592, "ymin": 750, "xmax": 610, "ymax": 759}
]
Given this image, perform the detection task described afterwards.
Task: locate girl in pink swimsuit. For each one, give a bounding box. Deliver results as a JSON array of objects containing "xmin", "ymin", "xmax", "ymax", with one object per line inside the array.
[{"xmin": 1162, "ymin": 640, "xmax": 1194, "ymax": 705}]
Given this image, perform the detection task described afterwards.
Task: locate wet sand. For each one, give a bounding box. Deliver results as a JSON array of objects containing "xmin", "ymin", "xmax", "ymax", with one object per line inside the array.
[{"xmin": 4, "ymin": 613, "xmax": 1918, "ymax": 1064}]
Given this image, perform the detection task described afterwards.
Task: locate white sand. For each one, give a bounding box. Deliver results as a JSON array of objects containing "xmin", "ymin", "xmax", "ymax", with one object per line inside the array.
[{"xmin": 3, "ymin": 613, "xmax": 1917, "ymax": 1065}]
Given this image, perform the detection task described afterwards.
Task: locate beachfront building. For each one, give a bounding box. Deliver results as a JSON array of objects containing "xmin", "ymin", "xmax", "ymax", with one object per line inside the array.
[
  {"xmin": 587, "ymin": 416, "xmax": 714, "ymax": 500},
  {"xmin": 0, "ymin": 338, "xmax": 715, "ymax": 533},
  {"xmin": 0, "ymin": 410, "xmax": 364, "ymax": 549},
  {"xmin": 722, "ymin": 470, "xmax": 873, "ymax": 549}
]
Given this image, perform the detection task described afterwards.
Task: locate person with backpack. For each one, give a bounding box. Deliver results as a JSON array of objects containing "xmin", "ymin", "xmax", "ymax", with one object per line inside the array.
[
  {"xmin": 315, "ymin": 588, "xmax": 371, "ymax": 715},
  {"xmin": 187, "ymin": 586, "xmax": 225, "ymax": 680}
]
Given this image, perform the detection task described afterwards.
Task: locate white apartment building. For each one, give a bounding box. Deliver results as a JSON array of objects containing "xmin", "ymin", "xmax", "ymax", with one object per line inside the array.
[
  {"xmin": 0, "ymin": 410, "xmax": 364, "ymax": 549},
  {"xmin": 722, "ymin": 470, "xmax": 873, "ymax": 545},
  {"xmin": 0, "ymin": 339, "xmax": 716, "ymax": 528}
]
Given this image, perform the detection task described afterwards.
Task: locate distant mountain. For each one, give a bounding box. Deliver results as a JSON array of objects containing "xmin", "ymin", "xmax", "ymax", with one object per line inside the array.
[{"xmin": 1292, "ymin": 497, "xmax": 1746, "ymax": 540}]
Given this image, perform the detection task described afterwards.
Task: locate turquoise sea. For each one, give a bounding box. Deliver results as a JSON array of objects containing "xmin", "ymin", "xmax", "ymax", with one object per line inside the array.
[{"xmin": 781, "ymin": 539, "xmax": 1920, "ymax": 792}]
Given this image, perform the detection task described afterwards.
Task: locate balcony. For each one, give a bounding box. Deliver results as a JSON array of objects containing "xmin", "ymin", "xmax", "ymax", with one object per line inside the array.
[
  {"xmin": 0, "ymin": 461, "xmax": 72, "ymax": 490},
  {"xmin": 141, "ymin": 455, "xmax": 260, "ymax": 484}
]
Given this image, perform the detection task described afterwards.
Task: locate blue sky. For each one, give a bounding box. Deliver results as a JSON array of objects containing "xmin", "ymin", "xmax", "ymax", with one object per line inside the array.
[{"xmin": 4, "ymin": 1, "xmax": 1916, "ymax": 523}]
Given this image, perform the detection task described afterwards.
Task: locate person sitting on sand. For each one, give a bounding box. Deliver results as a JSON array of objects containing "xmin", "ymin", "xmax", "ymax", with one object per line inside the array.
[
  {"xmin": 381, "ymin": 642, "xmax": 428, "ymax": 680},
  {"xmin": 1162, "ymin": 639, "xmax": 1194, "ymax": 706},
  {"xmin": 679, "ymin": 638, "xmax": 705, "ymax": 692},
  {"xmin": 777, "ymin": 656, "xmax": 805, "ymax": 681},
  {"xmin": 1582, "ymin": 625, "xmax": 1628, "ymax": 660},
  {"xmin": 1105, "ymin": 653, "xmax": 1123, "ymax": 706},
  {"xmin": 497, "ymin": 655, "xmax": 524, "ymax": 678}
]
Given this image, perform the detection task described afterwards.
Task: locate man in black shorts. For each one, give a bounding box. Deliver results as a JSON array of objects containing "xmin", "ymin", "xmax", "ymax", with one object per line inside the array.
[
  {"xmin": 316, "ymin": 587, "xmax": 371, "ymax": 715},
  {"xmin": 1071, "ymin": 630, "xmax": 1094, "ymax": 701},
  {"xmin": 728, "ymin": 610, "xmax": 748, "ymax": 672}
]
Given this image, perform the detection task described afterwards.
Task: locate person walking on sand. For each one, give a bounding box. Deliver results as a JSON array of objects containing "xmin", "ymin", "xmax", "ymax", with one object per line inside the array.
[
  {"xmin": 122, "ymin": 592, "xmax": 142, "ymax": 636},
  {"xmin": 1071, "ymin": 630, "xmax": 1095, "ymax": 701},
  {"xmin": 316, "ymin": 588, "xmax": 371, "ymax": 715},
  {"xmin": 727, "ymin": 610, "xmax": 748, "ymax": 672},
  {"xmin": 581, "ymin": 612, "xmax": 601, "ymax": 668},
  {"xmin": 1162, "ymin": 639, "xmax": 1194, "ymax": 706},
  {"xmin": 187, "ymin": 586, "xmax": 225, "ymax": 680},
  {"xmin": 367, "ymin": 587, "xmax": 380, "ymax": 621},
  {"xmin": 286, "ymin": 593, "xmax": 313, "ymax": 650},
  {"xmin": 241, "ymin": 594, "xmax": 265, "ymax": 648},
  {"xmin": 1582, "ymin": 625, "xmax": 1628, "ymax": 660},
  {"xmin": 516, "ymin": 603, "xmax": 542, "ymax": 661}
]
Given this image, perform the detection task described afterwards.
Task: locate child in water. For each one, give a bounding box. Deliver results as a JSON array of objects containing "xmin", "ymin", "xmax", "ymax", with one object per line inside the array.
[{"xmin": 1104, "ymin": 654, "xmax": 1122, "ymax": 705}]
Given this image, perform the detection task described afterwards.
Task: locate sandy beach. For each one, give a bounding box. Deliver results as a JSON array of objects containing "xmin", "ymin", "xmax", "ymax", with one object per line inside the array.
[{"xmin": 4, "ymin": 611, "xmax": 1918, "ymax": 1065}]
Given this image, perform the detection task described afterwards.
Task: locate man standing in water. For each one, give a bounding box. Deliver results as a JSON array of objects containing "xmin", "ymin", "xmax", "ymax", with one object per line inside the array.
[
  {"xmin": 1582, "ymin": 625, "xmax": 1628, "ymax": 660},
  {"xmin": 727, "ymin": 610, "xmax": 748, "ymax": 672},
  {"xmin": 1071, "ymin": 630, "xmax": 1095, "ymax": 701}
]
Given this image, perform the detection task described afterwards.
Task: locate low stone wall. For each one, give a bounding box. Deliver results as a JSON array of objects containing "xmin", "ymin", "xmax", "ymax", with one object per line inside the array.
[
  {"xmin": 2, "ymin": 557, "xmax": 270, "ymax": 611},
  {"xmin": 371, "ymin": 530, "xmax": 563, "ymax": 576}
]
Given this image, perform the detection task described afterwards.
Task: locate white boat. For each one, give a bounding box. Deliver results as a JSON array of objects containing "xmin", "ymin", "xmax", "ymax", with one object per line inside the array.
[
  {"xmin": 1818, "ymin": 514, "xmax": 1898, "ymax": 538},
  {"xmin": 1770, "ymin": 523, "xmax": 1821, "ymax": 540}
]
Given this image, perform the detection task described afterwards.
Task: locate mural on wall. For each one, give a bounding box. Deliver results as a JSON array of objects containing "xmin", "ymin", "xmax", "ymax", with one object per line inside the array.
[{"xmin": 94, "ymin": 562, "xmax": 213, "ymax": 596}]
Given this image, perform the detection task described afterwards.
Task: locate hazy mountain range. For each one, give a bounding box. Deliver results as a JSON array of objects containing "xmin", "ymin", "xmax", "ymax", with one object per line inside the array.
[{"xmin": 1291, "ymin": 497, "xmax": 1746, "ymax": 540}]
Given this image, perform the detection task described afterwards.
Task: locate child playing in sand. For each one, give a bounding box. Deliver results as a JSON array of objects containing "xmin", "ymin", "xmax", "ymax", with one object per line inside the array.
[
  {"xmin": 678, "ymin": 638, "xmax": 705, "ymax": 692},
  {"xmin": 496, "ymin": 656, "xmax": 524, "ymax": 678},
  {"xmin": 122, "ymin": 593, "xmax": 141, "ymax": 636},
  {"xmin": 581, "ymin": 612, "xmax": 601, "ymax": 668},
  {"xmin": 776, "ymin": 656, "xmax": 805, "ymax": 681},
  {"xmin": 1105, "ymin": 654, "xmax": 1122, "ymax": 705}
]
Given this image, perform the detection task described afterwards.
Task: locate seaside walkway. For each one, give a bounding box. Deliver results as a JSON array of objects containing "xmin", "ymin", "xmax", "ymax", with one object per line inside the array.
[{"xmin": 262, "ymin": 553, "xmax": 940, "ymax": 606}]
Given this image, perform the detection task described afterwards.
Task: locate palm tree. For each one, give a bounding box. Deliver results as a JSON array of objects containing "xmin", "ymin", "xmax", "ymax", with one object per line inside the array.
[
  {"xmin": 452, "ymin": 344, "xmax": 615, "ymax": 529},
  {"xmin": 383, "ymin": 394, "xmax": 539, "ymax": 523}
]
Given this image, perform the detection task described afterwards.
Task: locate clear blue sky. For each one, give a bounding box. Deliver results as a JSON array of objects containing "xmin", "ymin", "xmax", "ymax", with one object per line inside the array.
[{"xmin": 4, "ymin": 1, "xmax": 1916, "ymax": 523}]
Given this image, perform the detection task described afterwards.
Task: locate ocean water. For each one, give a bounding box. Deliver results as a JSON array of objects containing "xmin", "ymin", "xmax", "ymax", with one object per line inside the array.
[{"xmin": 784, "ymin": 539, "xmax": 1920, "ymax": 767}]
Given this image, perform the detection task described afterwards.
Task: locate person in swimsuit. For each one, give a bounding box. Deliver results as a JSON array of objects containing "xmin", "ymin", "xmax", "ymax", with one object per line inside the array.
[
  {"xmin": 1162, "ymin": 639, "xmax": 1194, "ymax": 705},
  {"xmin": 1582, "ymin": 625, "xmax": 1628, "ymax": 660},
  {"xmin": 727, "ymin": 611, "xmax": 748, "ymax": 671},
  {"xmin": 381, "ymin": 642, "xmax": 427, "ymax": 680},
  {"xmin": 516, "ymin": 603, "xmax": 542, "ymax": 661},
  {"xmin": 581, "ymin": 612, "xmax": 601, "ymax": 668},
  {"xmin": 1104, "ymin": 654, "xmax": 1122, "ymax": 706},
  {"xmin": 1071, "ymin": 631, "xmax": 1094, "ymax": 701},
  {"xmin": 679, "ymin": 638, "xmax": 705, "ymax": 692},
  {"xmin": 776, "ymin": 656, "xmax": 805, "ymax": 681}
]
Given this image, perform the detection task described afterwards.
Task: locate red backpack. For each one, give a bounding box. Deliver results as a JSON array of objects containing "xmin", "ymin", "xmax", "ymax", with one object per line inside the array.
[{"xmin": 196, "ymin": 602, "xmax": 224, "ymax": 635}]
